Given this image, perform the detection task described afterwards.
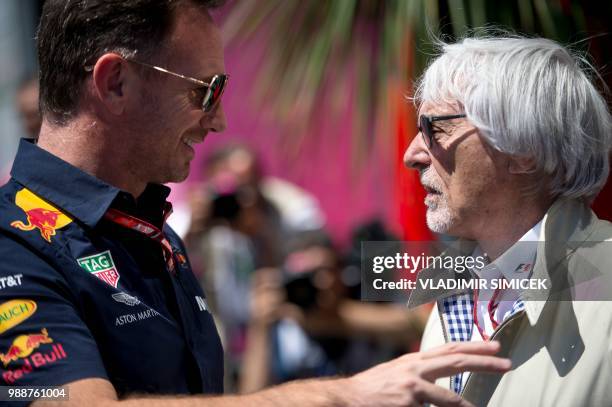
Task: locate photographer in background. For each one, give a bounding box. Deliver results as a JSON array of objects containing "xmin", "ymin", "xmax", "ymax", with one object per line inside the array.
[
  {"xmin": 240, "ymin": 230, "xmax": 431, "ymax": 393},
  {"xmin": 186, "ymin": 144, "xmax": 328, "ymax": 391},
  {"xmin": 187, "ymin": 169, "xmax": 266, "ymax": 391}
]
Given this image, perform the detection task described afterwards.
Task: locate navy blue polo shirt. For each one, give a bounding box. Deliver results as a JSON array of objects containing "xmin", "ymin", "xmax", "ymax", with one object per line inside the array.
[{"xmin": 0, "ymin": 139, "xmax": 224, "ymax": 401}]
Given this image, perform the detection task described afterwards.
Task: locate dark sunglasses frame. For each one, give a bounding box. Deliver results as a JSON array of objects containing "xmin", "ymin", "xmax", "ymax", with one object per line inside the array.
[{"xmin": 418, "ymin": 114, "xmax": 467, "ymax": 148}]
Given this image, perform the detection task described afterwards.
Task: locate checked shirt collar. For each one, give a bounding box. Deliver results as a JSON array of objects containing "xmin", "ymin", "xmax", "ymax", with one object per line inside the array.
[{"xmin": 409, "ymin": 222, "xmax": 544, "ymax": 394}]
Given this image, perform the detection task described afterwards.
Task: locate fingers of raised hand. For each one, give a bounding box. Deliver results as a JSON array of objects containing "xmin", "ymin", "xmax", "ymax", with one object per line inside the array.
[
  {"xmin": 416, "ymin": 353, "xmax": 511, "ymax": 382},
  {"xmin": 421, "ymin": 341, "xmax": 501, "ymax": 359}
]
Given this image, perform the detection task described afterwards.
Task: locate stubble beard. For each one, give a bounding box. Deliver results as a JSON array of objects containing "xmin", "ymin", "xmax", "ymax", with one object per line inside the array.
[{"xmin": 420, "ymin": 168, "xmax": 453, "ymax": 234}]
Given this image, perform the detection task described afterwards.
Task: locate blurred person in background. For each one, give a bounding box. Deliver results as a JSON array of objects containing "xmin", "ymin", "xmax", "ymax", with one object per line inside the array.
[
  {"xmin": 241, "ymin": 231, "xmax": 357, "ymax": 392},
  {"xmin": 188, "ymin": 164, "xmax": 269, "ymax": 391},
  {"xmin": 185, "ymin": 143, "xmax": 327, "ymax": 390},
  {"xmin": 186, "ymin": 143, "xmax": 325, "ymax": 266},
  {"xmin": 240, "ymin": 229, "xmax": 431, "ymax": 393},
  {"xmin": 1, "ymin": 75, "xmax": 41, "ymax": 184},
  {"xmin": 405, "ymin": 34, "xmax": 612, "ymax": 406},
  {"xmin": 204, "ymin": 143, "xmax": 326, "ymax": 233},
  {"xmin": 186, "ymin": 144, "xmax": 285, "ymax": 268},
  {"xmin": 16, "ymin": 75, "xmax": 42, "ymax": 140},
  {"xmin": 0, "ymin": 0, "xmax": 512, "ymax": 405}
]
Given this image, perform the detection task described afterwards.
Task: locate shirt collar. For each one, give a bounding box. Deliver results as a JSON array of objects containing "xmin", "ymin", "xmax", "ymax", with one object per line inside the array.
[
  {"xmin": 471, "ymin": 219, "xmax": 542, "ymax": 282},
  {"xmin": 10, "ymin": 138, "xmax": 171, "ymax": 228},
  {"xmin": 408, "ymin": 200, "xmax": 600, "ymax": 328},
  {"xmin": 406, "ymin": 221, "xmax": 543, "ymax": 310}
]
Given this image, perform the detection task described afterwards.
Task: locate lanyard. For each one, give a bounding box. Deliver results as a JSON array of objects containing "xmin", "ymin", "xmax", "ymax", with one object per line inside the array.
[
  {"xmin": 104, "ymin": 205, "xmax": 177, "ymax": 275},
  {"xmin": 472, "ymin": 286, "xmax": 502, "ymax": 340}
]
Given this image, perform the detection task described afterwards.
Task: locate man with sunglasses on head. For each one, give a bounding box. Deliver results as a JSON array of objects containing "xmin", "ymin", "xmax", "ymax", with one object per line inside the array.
[
  {"xmin": 0, "ymin": 1, "xmax": 511, "ymax": 406},
  {"xmin": 404, "ymin": 35, "xmax": 612, "ymax": 406}
]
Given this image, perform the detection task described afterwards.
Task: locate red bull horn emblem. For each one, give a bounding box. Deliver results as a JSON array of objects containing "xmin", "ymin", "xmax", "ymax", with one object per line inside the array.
[
  {"xmin": 10, "ymin": 189, "xmax": 72, "ymax": 243},
  {"xmin": 0, "ymin": 328, "xmax": 53, "ymax": 367}
]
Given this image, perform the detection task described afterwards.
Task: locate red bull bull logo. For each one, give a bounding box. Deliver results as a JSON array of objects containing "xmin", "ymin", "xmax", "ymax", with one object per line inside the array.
[
  {"xmin": 10, "ymin": 189, "xmax": 72, "ymax": 243},
  {"xmin": 0, "ymin": 328, "xmax": 67, "ymax": 384},
  {"xmin": 0, "ymin": 328, "xmax": 53, "ymax": 366}
]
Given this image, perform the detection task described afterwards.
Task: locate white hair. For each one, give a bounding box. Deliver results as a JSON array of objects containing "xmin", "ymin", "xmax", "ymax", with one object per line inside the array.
[{"xmin": 415, "ymin": 33, "xmax": 612, "ymax": 200}]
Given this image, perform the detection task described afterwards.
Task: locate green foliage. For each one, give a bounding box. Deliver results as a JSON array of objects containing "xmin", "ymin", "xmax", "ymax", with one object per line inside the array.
[{"xmin": 222, "ymin": 0, "xmax": 595, "ymax": 162}]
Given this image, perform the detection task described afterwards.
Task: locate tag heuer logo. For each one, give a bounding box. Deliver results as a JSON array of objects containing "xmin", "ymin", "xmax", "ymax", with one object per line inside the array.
[
  {"xmin": 111, "ymin": 292, "xmax": 140, "ymax": 306},
  {"xmin": 77, "ymin": 250, "xmax": 120, "ymax": 288}
]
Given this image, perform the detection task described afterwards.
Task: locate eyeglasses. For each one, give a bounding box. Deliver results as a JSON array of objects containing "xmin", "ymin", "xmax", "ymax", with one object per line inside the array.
[
  {"xmin": 83, "ymin": 57, "xmax": 228, "ymax": 113},
  {"xmin": 86, "ymin": 58, "xmax": 228, "ymax": 112},
  {"xmin": 126, "ymin": 59, "xmax": 229, "ymax": 113},
  {"xmin": 418, "ymin": 114, "xmax": 467, "ymax": 148}
]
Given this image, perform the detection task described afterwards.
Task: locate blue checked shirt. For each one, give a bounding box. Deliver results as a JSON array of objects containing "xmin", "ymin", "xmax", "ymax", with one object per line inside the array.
[
  {"xmin": 441, "ymin": 293, "xmax": 525, "ymax": 394},
  {"xmin": 441, "ymin": 226, "xmax": 540, "ymax": 394}
]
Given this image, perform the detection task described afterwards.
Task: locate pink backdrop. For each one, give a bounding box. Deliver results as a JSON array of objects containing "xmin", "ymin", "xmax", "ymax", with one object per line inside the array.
[{"xmin": 169, "ymin": 9, "xmax": 402, "ymax": 247}]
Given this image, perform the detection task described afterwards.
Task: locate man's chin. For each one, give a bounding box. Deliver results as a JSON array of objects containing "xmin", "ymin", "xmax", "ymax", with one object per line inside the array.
[
  {"xmin": 426, "ymin": 209, "xmax": 454, "ymax": 234},
  {"xmin": 155, "ymin": 168, "xmax": 191, "ymax": 185},
  {"xmin": 175, "ymin": 170, "xmax": 190, "ymax": 183}
]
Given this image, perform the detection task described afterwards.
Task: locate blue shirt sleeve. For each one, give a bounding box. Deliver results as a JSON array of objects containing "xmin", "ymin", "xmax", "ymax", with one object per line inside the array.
[{"xmin": 0, "ymin": 235, "xmax": 109, "ymax": 397}]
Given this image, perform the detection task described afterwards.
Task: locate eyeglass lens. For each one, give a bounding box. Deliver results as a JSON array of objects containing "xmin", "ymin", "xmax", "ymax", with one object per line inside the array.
[
  {"xmin": 202, "ymin": 75, "xmax": 228, "ymax": 112},
  {"xmin": 419, "ymin": 115, "xmax": 433, "ymax": 148}
]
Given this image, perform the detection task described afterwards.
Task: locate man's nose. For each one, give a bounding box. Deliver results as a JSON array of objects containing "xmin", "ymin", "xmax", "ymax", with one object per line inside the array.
[
  {"xmin": 201, "ymin": 102, "xmax": 227, "ymax": 132},
  {"xmin": 403, "ymin": 132, "xmax": 431, "ymax": 170}
]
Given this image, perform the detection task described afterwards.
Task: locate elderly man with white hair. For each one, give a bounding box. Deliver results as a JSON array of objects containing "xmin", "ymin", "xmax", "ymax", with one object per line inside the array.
[{"xmin": 405, "ymin": 34, "xmax": 612, "ymax": 406}]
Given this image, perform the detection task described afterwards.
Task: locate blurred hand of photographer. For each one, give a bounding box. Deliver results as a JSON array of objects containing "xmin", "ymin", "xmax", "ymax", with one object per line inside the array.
[
  {"xmin": 185, "ymin": 185, "xmax": 213, "ymax": 238},
  {"xmin": 242, "ymin": 268, "xmax": 304, "ymax": 393},
  {"xmin": 249, "ymin": 268, "xmax": 303, "ymax": 327}
]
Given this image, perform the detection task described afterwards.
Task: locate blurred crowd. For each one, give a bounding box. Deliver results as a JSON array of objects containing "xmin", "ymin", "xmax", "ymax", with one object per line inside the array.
[{"xmin": 182, "ymin": 144, "xmax": 429, "ymax": 392}]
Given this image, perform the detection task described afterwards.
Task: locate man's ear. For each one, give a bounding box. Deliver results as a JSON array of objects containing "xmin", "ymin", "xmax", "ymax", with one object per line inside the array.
[
  {"xmin": 91, "ymin": 53, "xmax": 131, "ymax": 115},
  {"xmin": 508, "ymin": 155, "xmax": 537, "ymax": 174}
]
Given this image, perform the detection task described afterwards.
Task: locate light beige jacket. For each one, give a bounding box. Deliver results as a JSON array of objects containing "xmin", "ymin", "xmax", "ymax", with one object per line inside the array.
[{"xmin": 409, "ymin": 199, "xmax": 612, "ymax": 406}]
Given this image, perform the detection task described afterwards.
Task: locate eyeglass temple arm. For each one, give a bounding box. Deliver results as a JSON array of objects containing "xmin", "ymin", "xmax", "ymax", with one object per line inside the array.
[
  {"xmin": 429, "ymin": 114, "xmax": 467, "ymax": 122},
  {"xmin": 128, "ymin": 59, "xmax": 210, "ymax": 87}
]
